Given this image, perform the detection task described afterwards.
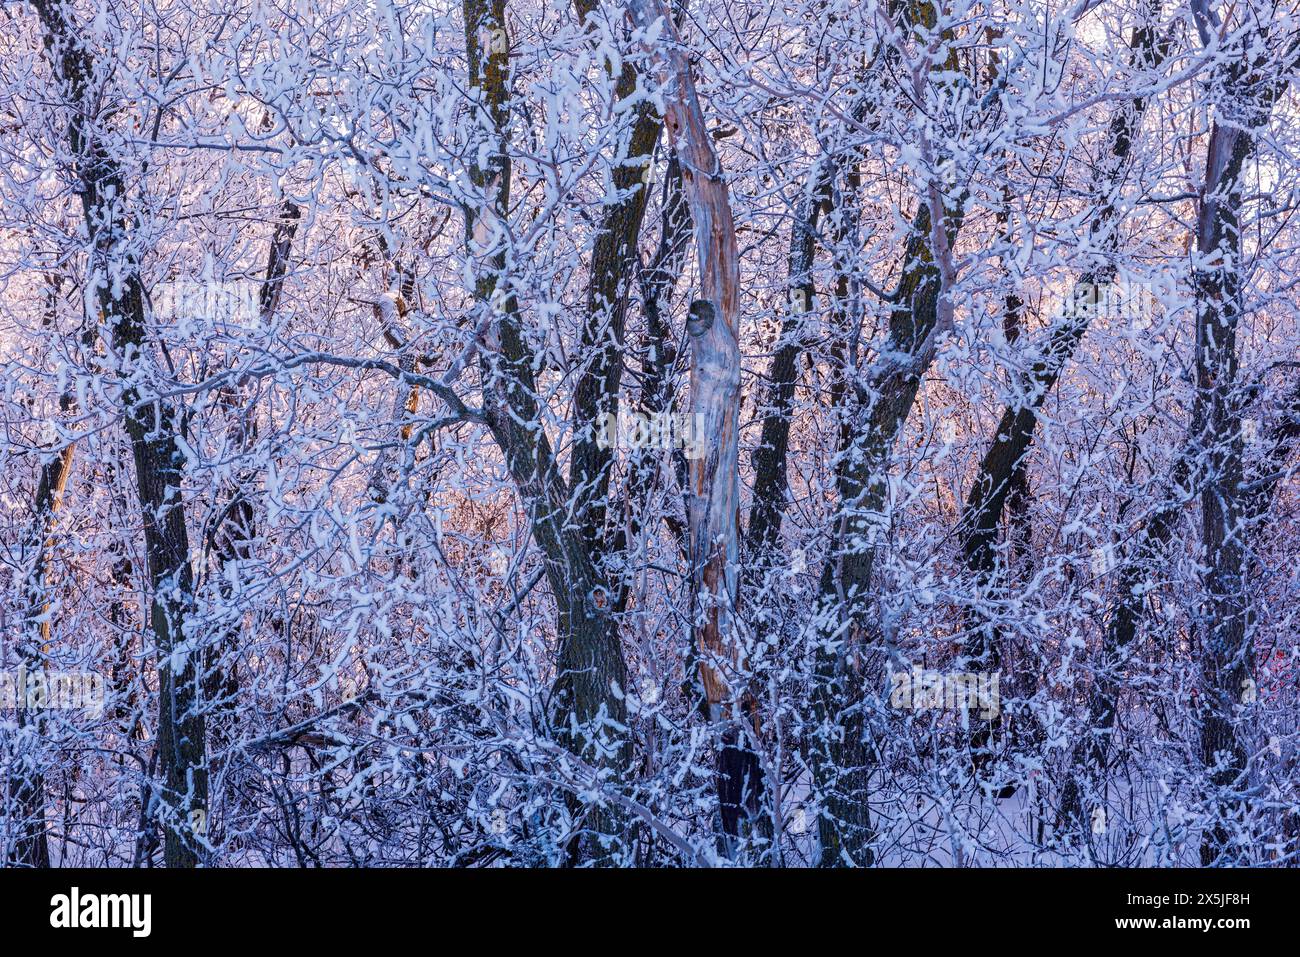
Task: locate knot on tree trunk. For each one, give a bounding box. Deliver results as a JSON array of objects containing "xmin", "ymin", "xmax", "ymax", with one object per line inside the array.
[{"xmin": 686, "ymin": 298, "xmax": 715, "ymax": 338}]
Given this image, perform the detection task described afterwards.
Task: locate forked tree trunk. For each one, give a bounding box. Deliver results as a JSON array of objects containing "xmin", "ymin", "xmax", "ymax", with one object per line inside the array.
[
  {"xmin": 613, "ymin": 156, "xmax": 694, "ymax": 612},
  {"xmin": 462, "ymin": 0, "xmax": 632, "ymax": 864},
  {"xmin": 1186, "ymin": 27, "xmax": 1292, "ymax": 865},
  {"xmin": 803, "ymin": 0, "xmax": 970, "ymax": 866},
  {"xmin": 810, "ymin": 186, "xmax": 963, "ymax": 865},
  {"xmin": 1189, "ymin": 57, "xmax": 1264, "ymax": 861}
]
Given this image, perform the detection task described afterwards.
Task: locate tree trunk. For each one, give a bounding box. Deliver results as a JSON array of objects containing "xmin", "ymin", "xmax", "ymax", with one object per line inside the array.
[
  {"xmin": 32, "ymin": 0, "xmax": 207, "ymax": 868},
  {"xmin": 463, "ymin": 0, "xmax": 632, "ymax": 863},
  {"xmin": 569, "ymin": 0, "xmax": 663, "ymax": 574},
  {"xmin": 206, "ymin": 200, "xmax": 300, "ymax": 723},
  {"xmin": 627, "ymin": 0, "xmax": 752, "ymax": 854},
  {"xmin": 964, "ymin": 3, "xmax": 1164, "ymax": 796},
  {"xmin": 6, "ymin": 395, "xmax": 75, "ymax": 867},
  {"xmin": 1187, "ymin": 27, "xmax": 1294, "ymax": 866}
]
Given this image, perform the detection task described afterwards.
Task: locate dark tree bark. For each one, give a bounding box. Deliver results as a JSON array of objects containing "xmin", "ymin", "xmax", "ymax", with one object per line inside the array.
[
  {"xmin": 611, "ymin": 155, "xmax": 693, "ymax": 613},
  {"xmin": 568, "ymin": 0, "xmax": 663, "ymax": 573},
  {"xmin": 962, "ymin": 0, "xmax": 1164, "ymax": 793},
  {"xmin": 1188, "ymin": 33, "xmax": 1294, "ymax": 862},
  {"xmin": 1193, "ymin": 115, "xmax": 1253, "ymax": 866},
  {"xmin": 31, "ymin": 0, "xmax": 208, "ymax": 867},
  {"xmin": 745, "ymin": 165, "xmax": 831, "ymax": 568},
  {"xmin": 737, "ymin": 9, "xmax": 912, "ymax": 863},
  {"xmin": 207, "ymin": 202, "xmax": 299, "ymax": 659},
  {"xmin": 1054, "ymin": 24, "xmax": 1295, "ymax": 860},
  {"xmin": 1057, "ymin": 455, "xmax": 1192, "ymax": 837},
  {"xmin": 204, "ymin": 200, "xmax": 300, "ymax": 767},
  {"xmin": 463, "ymin": 0, "xmax": 632, "ymax": 864},
  {"xmin": 804, "ymin": 0, "xmax": 973, "ymax": 864},
  {"xmin": 809, "ymin": 185, "xmax": 964, "ymax": 865}
]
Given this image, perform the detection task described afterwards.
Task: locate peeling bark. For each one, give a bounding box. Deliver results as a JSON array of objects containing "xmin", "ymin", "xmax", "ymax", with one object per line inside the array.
[{"xmin": 626, "ymin": 0, "xmax": 752, "ymax": 849}]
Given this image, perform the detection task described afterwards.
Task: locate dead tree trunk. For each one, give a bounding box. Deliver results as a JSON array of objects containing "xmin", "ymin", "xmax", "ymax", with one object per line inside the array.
[{"xmin": 626, "ymin": 0, "xmax": 754, "ymax": 852}]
